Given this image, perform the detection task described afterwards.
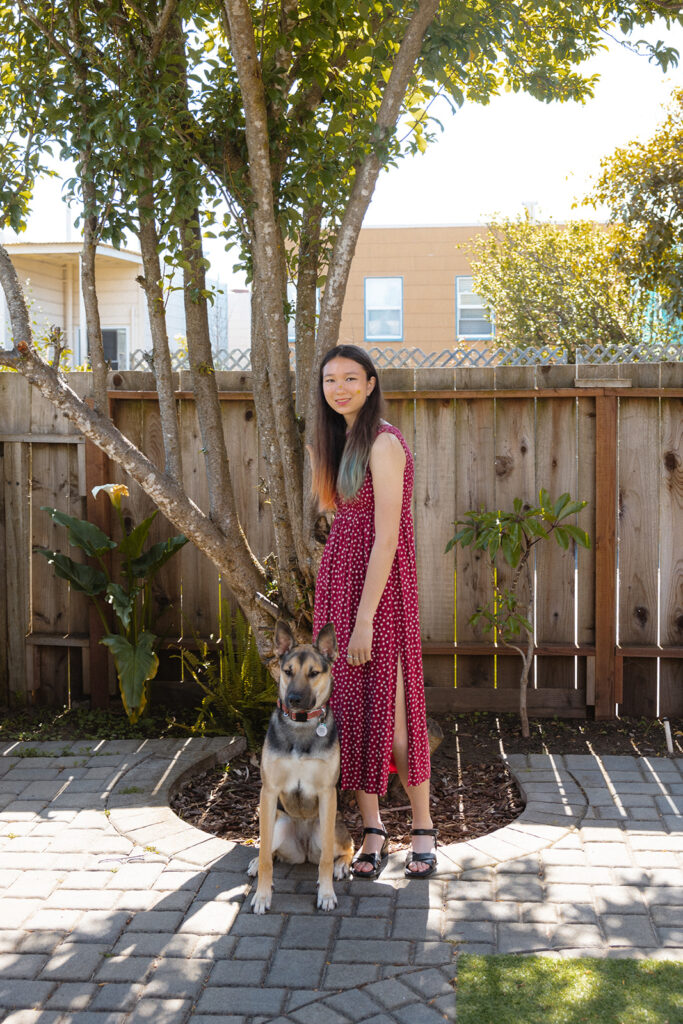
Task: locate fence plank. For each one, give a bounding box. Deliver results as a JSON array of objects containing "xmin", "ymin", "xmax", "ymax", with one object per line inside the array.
[
  {"xmin": 619, "ymin": 398, "xmax": 659, "ymax": 716},
  {"xmin": 494, "ymin": 395, "xmax": 535, "ymax": 689},
  {"xmin": 414, "ymin": 373, "xmax": 456, "ymax": 688},
  {"xmin": 178, "ymin": 397, "xmax": 220, "ymax": 638},
  {"xmin": 4, "ymin": 443, "xmax": 30, "ymax": 700},
  {"xmin": 454, "ymin": 397, "xmax": 495, "ymax": 688},
  {"xmin": 659, "ymin": 398, "xmax": 683, "ymax": 715},
  {"xmin": 0, "ymin": 439, "xmax": 7, "ymax": 704},
  {"xmin": 577, "ymin": 397, "xmax": 597, "ymax": 647},
  {"xmin": 141, "ymin": 400, "xmax": 183, "ymax": 641},
  {"xmin": 594, "ymin": 395, "xmax": 618, "ymax": 718},
  {"xmin": 30, "ymin": 385, "xmax": 78, "ymax": 705},
  {"xmin": 535, "ymin": 397, "xmax": 577, "ymax": 690}
]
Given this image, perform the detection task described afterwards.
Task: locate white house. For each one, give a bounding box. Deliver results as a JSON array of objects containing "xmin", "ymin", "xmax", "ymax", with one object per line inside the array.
[{"xmin": 0, "ymin": 240, "xmax": 228, "ymax": 369}]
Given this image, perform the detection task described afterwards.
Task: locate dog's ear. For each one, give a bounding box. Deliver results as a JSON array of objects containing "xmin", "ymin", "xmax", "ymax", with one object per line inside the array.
[
  {"xmin": 273, "ymin": 619, "xmax": 296, "ymax": 658},
  {"xmin": 315, "ymin": 623, "xmax": 338, "ymax": 664}
]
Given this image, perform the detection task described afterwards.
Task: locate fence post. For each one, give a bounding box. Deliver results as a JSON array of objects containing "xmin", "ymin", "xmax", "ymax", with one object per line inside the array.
[
  {"xmin": 85, "ymin": 438, "xmax": 111, "ymax": 709},
  {"xmin": 594, "ymin": 393, "xmax": 618, "ymax": 718}
]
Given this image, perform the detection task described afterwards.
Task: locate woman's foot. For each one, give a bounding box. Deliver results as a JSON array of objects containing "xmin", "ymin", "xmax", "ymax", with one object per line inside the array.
[
  {"xmin": 405, "ymin": 825, "xmax": 437, "ymax": 877},
  {"xmin": 351, "ymin": 825, "xmax": 388, "ymax": 878}
]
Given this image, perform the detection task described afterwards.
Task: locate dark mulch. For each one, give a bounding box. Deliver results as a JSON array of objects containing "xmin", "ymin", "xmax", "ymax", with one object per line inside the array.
[{"xmin": 170, "ymin": 712, "xmax": 681, "ymax": 852}]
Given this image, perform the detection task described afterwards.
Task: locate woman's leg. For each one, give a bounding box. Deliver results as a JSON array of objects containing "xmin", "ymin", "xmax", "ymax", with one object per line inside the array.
[
  {"xmin": 392, "ymin": 659, "xmax": 435, "ymax": 873},
  {"xmin": 352, "ymin": 791, "xmax": 386, "ymax": 873}
]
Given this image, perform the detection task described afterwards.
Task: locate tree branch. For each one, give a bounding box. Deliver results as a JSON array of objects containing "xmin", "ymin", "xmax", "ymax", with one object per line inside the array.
[
  {"xmin": 224, "ymin": 0, "xmax": 310, "ymax": 580},
  {"xmin": 15, "ymin": 0, "xmax": 73, "ymax": 59},
  {"xmin": 306, "ymin": 0, "xmax": 440, "ymax": 432}
]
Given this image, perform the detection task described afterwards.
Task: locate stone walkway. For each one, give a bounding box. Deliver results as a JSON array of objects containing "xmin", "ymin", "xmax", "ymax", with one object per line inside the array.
[{"xmin": 0, "ymin": 738, "xmax": 681, "ymax": 1024}]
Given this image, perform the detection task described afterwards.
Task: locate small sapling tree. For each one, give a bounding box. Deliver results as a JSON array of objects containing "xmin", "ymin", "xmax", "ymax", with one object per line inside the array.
[{"xmin": 446, "ymin": 491, "xmax": 590, "ymax": 738}]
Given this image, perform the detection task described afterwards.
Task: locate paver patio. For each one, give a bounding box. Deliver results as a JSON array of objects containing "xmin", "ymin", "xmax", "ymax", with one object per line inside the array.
[{"xmin": 0, "ymin": 737, "xmax": 681, "ymax": 1023}]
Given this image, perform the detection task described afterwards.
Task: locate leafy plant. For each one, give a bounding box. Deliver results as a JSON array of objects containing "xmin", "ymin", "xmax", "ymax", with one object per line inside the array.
[
  {"xmin": 446, "ymin": 490, "xmax": 590, "ymax": 738},
  {"xmin": 179, "ymin": 602, "xmax": 277, "ymax": 748},
  {"xmin": 37, "ymin": 484, "xmax": 188, "ymax": 723}
]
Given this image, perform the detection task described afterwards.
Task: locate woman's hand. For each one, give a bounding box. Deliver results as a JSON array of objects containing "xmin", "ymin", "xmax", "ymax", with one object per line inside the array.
[{"xmin": 347, "ymin": 617, "xmax": 373, "ymax": 666}]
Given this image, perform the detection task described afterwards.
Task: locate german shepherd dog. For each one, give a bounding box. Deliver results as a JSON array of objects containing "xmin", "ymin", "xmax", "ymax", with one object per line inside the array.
[{"xmin": 248, "ymin": 620, "xmax": 354, "ymax": 913}]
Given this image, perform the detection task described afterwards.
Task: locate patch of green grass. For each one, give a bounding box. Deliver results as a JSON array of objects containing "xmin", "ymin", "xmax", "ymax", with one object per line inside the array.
[
  {"xmin": 456, "ymin": 955, "xmax": 683, "ymax": 1024},
  {"xmin": 120, "ymin": 786, "xmax": 144, "ymax": 794}
]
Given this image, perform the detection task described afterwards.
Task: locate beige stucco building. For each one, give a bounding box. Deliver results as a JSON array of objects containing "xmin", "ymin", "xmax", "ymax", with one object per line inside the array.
[{"xmin": 337, "ymin": 224, "xmax": 493, "ymax": 353}]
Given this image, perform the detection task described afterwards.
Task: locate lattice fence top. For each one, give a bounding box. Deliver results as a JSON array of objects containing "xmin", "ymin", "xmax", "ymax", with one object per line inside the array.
[{"xmin": 129, "ymin": 340, "xmax": 683, "ymax": 372}]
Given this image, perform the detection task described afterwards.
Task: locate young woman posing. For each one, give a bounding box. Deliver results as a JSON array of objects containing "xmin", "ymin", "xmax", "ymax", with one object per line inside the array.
[{"xmin": 311, "ymin": 344, "xmax": 437, "ymax": 878}]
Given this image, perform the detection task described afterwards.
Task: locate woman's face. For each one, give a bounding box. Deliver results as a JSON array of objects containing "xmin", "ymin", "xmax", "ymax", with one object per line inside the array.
[{"xmin": 322, "ymin": 356, "xmax": 376, "ymax": 426}]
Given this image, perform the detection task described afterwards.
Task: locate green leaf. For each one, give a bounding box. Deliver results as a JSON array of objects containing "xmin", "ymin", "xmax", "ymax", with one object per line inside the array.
[
  {"xmin": 553, "ymin": 493, "xmax": 571, "ymax": 517},
  {"xmin": 36, "ymin": 549, "xmax": 107, "ymax": 596},
  {"xmin": 129, "ymin": 534, "xmax": 188, "ymax": 578},
  {"xmin": 101, "ymin": 631, "xmax": 158, "ymax": 723},
  {"xmin": 41, "ymin": 507, "xmax": 116, "ymax": 557},
  {"xmin": 501, "ymin": 532, "xmax": 520, "ymax": 568},
  {"xmin": 564, "ymin": 524, "xmax": 591, "ymax": 548},
  {"xmin": 554, "ymin": 527, "xmax": 570, "ymax": 550},
  {"xmin": 118, "ymin": 511, "xmax": 159, "ymax": 561},
  {"xmin": 106, "ymin": 583, "xmax": 135, "ymax": 629}
]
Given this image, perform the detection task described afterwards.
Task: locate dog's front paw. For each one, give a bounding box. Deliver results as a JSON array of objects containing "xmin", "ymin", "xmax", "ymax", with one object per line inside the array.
[
  {"xmin": 246, "ymin": 856, "xmax": 259, "ymax": 878},
  {"xmin": 333, "ymin": 859, "xmax": 350, "ymax": 880},
  {"xmin": 251, "ymin": 888, "xmax": 272, "ymax": 914},
  {"xmin": 317, "ymin": 887, "xmax": 338, "ymax": 912}
]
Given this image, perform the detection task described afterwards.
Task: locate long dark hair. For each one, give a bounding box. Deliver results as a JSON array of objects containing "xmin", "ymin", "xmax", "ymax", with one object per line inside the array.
[{"xmin": 312, "ymin": 344, "xmax": 385, "ymax": 510}]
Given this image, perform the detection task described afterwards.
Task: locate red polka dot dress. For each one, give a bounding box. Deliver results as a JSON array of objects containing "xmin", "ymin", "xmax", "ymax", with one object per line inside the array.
[{"xmin": 313, "ymin": 422, "xmax": 431, "ymax": 795}]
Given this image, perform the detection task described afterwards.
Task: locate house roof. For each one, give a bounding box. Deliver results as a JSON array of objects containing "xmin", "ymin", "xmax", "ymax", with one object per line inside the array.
[{"xmin": 2, "ymin": 240, "xmax": 142, "ymax": 263}]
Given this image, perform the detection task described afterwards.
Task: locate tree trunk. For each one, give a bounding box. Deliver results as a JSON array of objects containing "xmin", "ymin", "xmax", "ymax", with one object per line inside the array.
[
  {"xmin": 80, "ymin": 173, "xmax": 107, "ymax": 416},
  {"xmin": 137, "ymin": 178, "xmax": 183, "ymax": 483},
  {"xmin": 519, "ymin": 607, "xmax": 535, "ymax": 739},
  {"xmin": 180, "ymin": 212, "xmax": 243, "ymax": 541},
  {"xmin": 223, "ymin": 0, "xmax": 308, "ymax": 581}
]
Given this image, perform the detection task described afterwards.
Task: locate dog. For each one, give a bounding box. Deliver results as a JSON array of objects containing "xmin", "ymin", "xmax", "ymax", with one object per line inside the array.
[{"xmin": 248, "ymin": 619, "xmax": 354, "ymax": 914}]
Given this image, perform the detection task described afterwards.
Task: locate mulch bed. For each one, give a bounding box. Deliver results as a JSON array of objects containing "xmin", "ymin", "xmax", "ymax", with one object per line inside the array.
[
  {"xmin": 170, "ymin": 711, "xmax": 682, "ymax": 851},
  {"xmin": 170, "ymin": 746, "xmax": 525, "ymax": 852}
]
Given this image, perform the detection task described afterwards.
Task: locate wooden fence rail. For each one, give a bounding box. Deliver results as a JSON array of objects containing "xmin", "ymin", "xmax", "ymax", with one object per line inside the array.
[{"xmin": 1, "ymin": 362, "xmax": 681, "ymax": 719}]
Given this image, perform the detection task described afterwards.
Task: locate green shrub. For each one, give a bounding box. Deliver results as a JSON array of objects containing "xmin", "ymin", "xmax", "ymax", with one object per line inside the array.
[{"xmin": 179, "ymin": 603, "xmax": 276, "ymax": 748}]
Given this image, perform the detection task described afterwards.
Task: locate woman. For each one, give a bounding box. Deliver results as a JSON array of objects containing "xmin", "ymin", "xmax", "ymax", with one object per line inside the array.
[{"xmin": 311, "ymin": 344, "xmax": 436, "ymax": 878}]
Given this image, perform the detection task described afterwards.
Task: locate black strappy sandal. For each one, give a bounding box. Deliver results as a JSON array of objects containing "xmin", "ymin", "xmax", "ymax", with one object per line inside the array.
[
  {"xmin": 351, "ymin": 826, "xmax": 389, "ymax": 880},
  {"xmin": 404, "ymin": 827, "xmax": 438, "ymax": 878}
]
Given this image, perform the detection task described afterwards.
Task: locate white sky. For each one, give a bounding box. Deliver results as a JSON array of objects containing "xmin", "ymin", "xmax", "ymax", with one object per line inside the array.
[{"xmin": 8, "ymin": 20, "xmax": 682, "ymax": 289}]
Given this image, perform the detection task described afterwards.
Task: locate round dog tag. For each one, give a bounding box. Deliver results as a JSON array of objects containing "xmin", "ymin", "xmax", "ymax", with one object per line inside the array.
[{"xmin": 316, "ymin": 723, "xmax": 328, "ymax": 738}]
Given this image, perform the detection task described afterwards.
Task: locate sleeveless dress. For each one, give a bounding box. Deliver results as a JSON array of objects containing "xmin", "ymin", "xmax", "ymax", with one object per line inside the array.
[{"xmin": 313, "ymin": 422, "xmax": 431, "ymax": 795}]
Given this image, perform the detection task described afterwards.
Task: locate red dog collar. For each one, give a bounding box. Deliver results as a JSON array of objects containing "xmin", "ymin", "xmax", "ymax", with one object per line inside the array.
[{"xmin": 277, "ymin": 699, "xmax": 328, "ymax": 724}]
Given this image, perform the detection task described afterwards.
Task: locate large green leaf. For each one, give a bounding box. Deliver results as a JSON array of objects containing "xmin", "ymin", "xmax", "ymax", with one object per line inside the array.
[
  {"xmin": 118, "ymin": 511, "xmax": 159, "ymax": 562},
  {"xmin": 130, "ymin": 534, "xmax": 188, "ymax": 579},
  {"xmin": 36, "ymin": 549, "xmax": 107, "ymax": 596},
  {"xmin": 41, "ymin": 507, "xmax": 117, "ymax": 557},
  {"xmin": 101, "ymin": 631, "xmax": 158, "ymax": 723},
  {"xmin": 105, "ymin": 583, "xmax": 135, "ymax": 629}
]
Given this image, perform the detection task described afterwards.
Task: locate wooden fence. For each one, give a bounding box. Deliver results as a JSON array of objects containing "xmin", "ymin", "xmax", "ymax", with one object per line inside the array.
[{"xmin": 0, "ymin": 363, "xmax": 681, "ymax": 719}]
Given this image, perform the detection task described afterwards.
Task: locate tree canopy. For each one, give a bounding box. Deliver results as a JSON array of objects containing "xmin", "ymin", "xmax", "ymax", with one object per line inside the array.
[
  {"xmin": 466, "ymin": 217, "xmax": 676, "ymax": 359},
  {"xmin": 589, "ymin": 85, "xmax": 683, "ymax": 321},
  {"xmin": 0, "ymin": 0, "xmax": 681, "ymax": 656}
]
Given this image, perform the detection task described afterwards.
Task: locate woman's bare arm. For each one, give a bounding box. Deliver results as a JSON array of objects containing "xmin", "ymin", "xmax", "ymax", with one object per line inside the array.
[{"xmin": 347, "ymin": 432, "xmax": 406, "ymax": 665}]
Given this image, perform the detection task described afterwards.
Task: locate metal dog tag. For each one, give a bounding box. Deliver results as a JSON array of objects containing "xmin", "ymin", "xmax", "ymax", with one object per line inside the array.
[{"xmin": 316, "ymin": 722, "xmax": 328, "ymax": 738}]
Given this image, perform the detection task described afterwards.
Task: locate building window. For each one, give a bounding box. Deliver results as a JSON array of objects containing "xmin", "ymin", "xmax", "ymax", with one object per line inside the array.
[
  {"xmin": 80, "ymin": 327, "xmax": 129, "ymax": 370},
  {"xmin": 364, "ymin": 277, "xmax": 403, "ymax": 341},
  {"xmin": 455, "ymin": 276, "xmax": 493, "ymax": 340}
]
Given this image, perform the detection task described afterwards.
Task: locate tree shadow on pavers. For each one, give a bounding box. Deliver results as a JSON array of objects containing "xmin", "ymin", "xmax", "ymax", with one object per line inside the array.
[{"xmin": 0, "ymin": 739, "xmax": 455, "ymax": 1020}]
